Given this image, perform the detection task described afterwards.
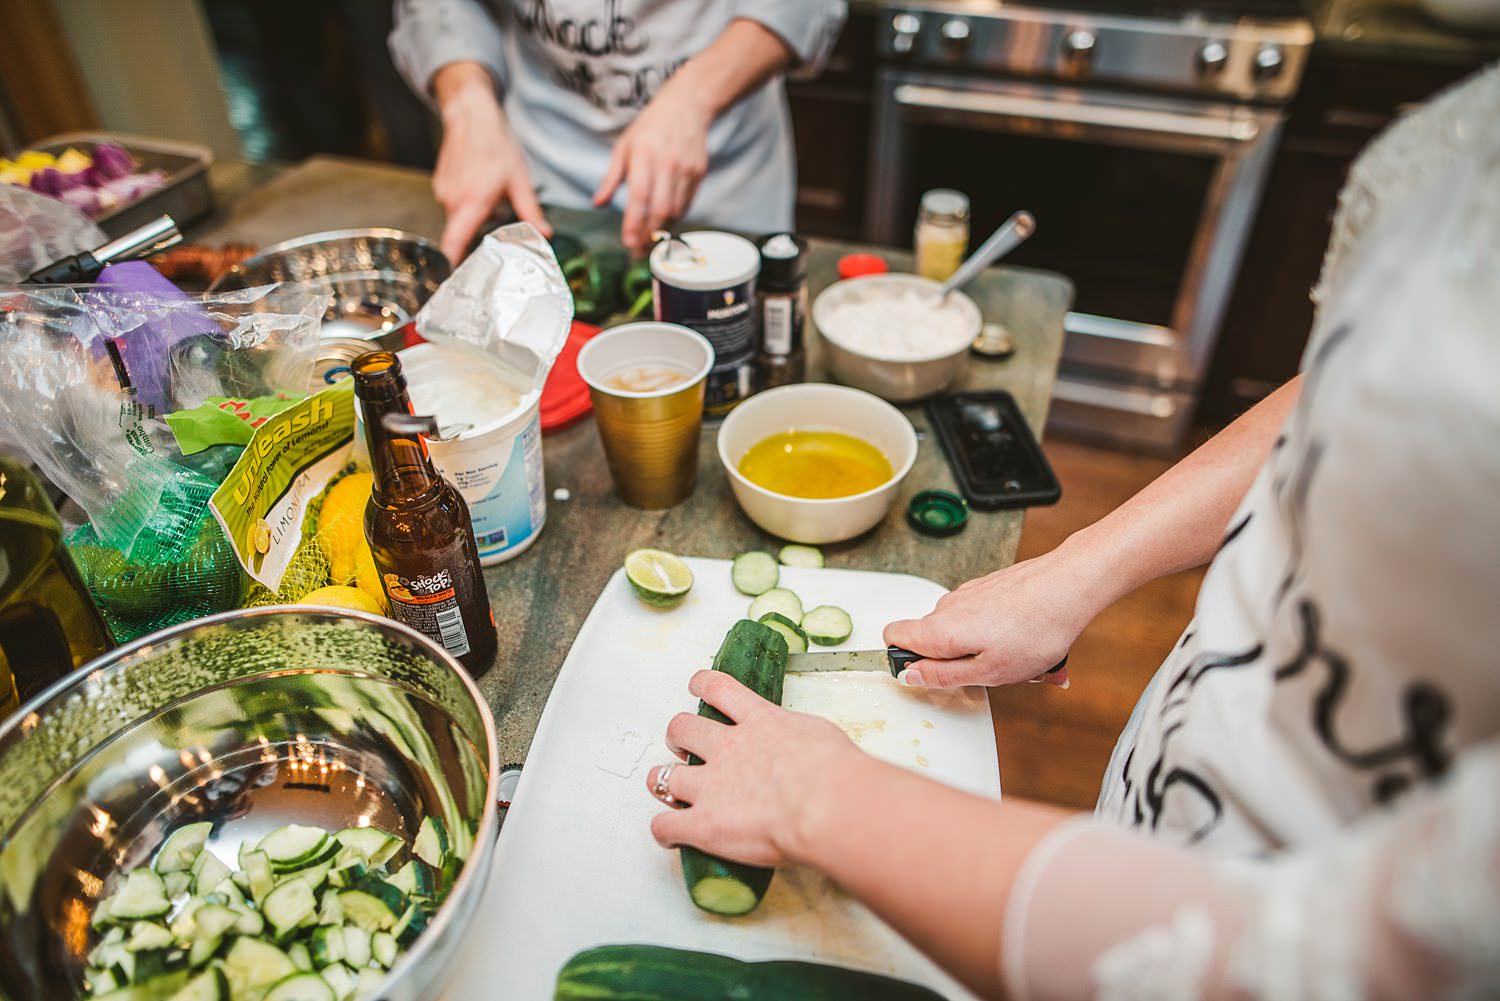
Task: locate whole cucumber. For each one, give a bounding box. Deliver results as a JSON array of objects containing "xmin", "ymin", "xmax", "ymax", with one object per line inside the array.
[
  {"xmin": 556, "ymin": 944, "xmax": 948, "ymax": 1001},
  {"xmin": 678, "ymin": 619, "xmax": 788, "ymax": 916}
]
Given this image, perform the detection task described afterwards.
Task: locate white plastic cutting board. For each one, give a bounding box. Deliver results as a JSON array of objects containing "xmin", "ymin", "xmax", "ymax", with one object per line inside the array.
[{"xmin": 444, "ymin": 557, "xmax": 1000, "ymax": 999}]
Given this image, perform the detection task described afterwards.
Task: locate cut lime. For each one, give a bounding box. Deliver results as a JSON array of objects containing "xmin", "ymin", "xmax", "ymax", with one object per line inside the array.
[{"xmin": 624, "ymin": 549, "xmax": 694, "ymax": 608}]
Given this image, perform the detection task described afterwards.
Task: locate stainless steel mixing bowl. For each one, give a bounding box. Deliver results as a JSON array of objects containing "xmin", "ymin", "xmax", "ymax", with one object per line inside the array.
[
  {"xmin": 0, "ymin": 607, "xmax": 498, "ymax": 1000},
  {"xmin": 210, "ymin": 229, "xmax": 451, "ymax": 340}
]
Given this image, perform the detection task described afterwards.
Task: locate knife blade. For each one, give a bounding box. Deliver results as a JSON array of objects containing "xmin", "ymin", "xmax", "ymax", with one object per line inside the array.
[
  {"xmin": 786, "ymin": 647, "xmax": 1069, "ymax": 680},
  {"xmin": 785, "ymin": 646, "xmax": 925, "ymax": 677}
]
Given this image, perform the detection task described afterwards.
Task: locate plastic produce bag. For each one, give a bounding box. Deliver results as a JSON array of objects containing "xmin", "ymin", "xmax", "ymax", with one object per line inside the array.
[
  {"xmin": 0, "ymin": 184, "xmax": 105, "ymax": 284},
  {"xmin": 0, "ymin": 281, "xmax": 328, "ymax": 639}
]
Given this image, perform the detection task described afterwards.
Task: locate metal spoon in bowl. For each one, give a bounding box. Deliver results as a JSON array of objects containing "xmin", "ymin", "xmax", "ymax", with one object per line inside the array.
[{"xmin": 937, "ymin": 210, "xmax": 1036, "ymax": 302}]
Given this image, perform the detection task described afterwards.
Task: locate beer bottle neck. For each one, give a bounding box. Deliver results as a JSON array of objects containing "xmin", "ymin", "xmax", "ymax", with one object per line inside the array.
[{"xmin": 351, "ymin": 352, "xmax": 440, "ymax": 504}]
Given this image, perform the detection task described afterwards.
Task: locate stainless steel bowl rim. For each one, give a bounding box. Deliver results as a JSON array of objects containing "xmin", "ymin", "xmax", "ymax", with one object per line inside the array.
[
  {"xmin": 207, "ymin": 227, "xmax": 449, "ymax": 293},
  {"xmin": 0, "ymin": 605, "xmax": 500, "ymax": 999},
  {"xmin": 812, "ymin": 273, "xmax": 982, "ymax": 364}
]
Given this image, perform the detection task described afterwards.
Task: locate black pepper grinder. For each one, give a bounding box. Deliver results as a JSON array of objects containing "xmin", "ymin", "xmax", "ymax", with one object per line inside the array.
[{"xmin": 754, "ymin": 233, "xmax": 808, "ymax": 391}]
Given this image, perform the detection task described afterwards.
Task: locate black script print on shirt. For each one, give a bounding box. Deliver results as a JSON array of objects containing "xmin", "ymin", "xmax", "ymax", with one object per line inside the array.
[
  {"xmin": 1274, "ymin": 600, "xmax": 1452, "ymax": 803},
  {"xmin": 514, "ymin": 0, "xmax": 646, "ymax": 56},
  {"xmin": 1127, "ymin": 644, "xmax": 1265, "ymax": 844},
  {"xmin": 513, "ymin": 0, "xmax": 688, "ymax": 110}
]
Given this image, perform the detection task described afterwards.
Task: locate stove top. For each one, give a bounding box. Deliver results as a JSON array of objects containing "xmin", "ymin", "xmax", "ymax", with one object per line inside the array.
[
  {"xmin": 882, "ymin": 0, "xmax": 1315, "ymax": 102},
  {"xmin": 1001, "ymin": 0, "xmax": 1307, "ymax": 20}
]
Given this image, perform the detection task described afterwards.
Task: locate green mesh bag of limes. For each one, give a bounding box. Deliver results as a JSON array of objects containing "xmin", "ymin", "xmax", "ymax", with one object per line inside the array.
[
  {"xmin": 67, "ymin": 463, "xmax": 387, "ymax": 642},
  {"xmin": 65, "ymin": 463, "xmax": 245, "ymax": 643}
]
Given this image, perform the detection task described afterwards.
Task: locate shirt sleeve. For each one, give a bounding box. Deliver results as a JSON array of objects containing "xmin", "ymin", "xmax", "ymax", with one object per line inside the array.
[
  {"xmin": 1003, "ymin": 737, "xmax": 1500, "ymax": 1001},
  {"xmin": 387, "ymin": 0, "xmax": 508, "ymax": 105},
  {"xmin": 733, "ymin": 1, "xmax": 848, "ymax": 81}
]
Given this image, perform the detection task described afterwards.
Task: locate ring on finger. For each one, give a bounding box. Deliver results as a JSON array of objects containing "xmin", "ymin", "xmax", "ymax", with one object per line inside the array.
[{"xmin": 652, "ymin": 764, "xmax": 678, "ymax": 807}]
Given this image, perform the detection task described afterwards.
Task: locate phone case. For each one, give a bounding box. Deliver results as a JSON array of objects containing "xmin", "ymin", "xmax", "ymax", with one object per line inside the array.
[{"xmin": 925, "ymin": 391, "xmax": 1062, "ymax": 510}]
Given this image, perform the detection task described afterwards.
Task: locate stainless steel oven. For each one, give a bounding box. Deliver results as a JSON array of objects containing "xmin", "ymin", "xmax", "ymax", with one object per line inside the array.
[{"xmin": 866, "ymin": 2, "xmax": 1312, "ymax": 451}]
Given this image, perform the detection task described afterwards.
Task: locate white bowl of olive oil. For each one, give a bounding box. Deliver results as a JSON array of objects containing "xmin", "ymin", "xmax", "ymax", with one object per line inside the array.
[{"xmin": 717, "ymin": 383, "xmax": 918, "ymax": 543}]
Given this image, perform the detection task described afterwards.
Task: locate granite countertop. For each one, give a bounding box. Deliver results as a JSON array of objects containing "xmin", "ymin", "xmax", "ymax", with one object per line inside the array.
[{"xmin": 198, "ymin": 156, "xmax": 1073, "ymax": 763}]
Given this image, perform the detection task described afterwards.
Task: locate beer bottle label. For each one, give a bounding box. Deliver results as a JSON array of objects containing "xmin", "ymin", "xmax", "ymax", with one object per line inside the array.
[{"xmin": 383, "ymin": 568, "xmax": 471, "ymax": 658}]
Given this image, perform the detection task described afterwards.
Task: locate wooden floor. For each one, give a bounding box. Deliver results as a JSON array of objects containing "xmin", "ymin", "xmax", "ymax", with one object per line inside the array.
[{"xmin": 988, "ymin": 438, "xmax": 1206, "ymax": 811}]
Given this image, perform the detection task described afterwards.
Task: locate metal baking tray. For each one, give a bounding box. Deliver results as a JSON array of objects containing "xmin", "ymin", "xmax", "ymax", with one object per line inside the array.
[{"xmin": 22, "ymin": 131, "xmax": 215, "ymax": 238}]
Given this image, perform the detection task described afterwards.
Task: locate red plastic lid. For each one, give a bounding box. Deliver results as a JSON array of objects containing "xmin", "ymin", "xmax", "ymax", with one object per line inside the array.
[
  {"xmin": 838, "ymin": 253, "xmax": 889, "ymax": 281},
  {"xmin": 540, "ymin": 320, "xmax": 603, "ymax": 433}
]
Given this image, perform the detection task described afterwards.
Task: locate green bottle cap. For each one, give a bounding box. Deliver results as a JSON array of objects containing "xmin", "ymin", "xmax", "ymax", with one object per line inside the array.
[{"xmin": 907, "ymin": 490, "xmax": 969, "ymax": 537}]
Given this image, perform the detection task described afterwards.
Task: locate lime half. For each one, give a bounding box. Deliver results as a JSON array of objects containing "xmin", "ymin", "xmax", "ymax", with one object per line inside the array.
[{"xmin": 624, "ymin": 549, "xmax": 694, "ymax": 608}]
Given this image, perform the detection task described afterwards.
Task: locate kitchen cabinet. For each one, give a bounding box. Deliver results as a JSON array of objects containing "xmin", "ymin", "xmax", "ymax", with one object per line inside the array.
[
  {"xmin": 1197, "ymin": 33, "xmax": 1488, "ymax": 429},
  {"xmin": 786, "ymin": 8, "xmax": 876, "ymax": 241}
]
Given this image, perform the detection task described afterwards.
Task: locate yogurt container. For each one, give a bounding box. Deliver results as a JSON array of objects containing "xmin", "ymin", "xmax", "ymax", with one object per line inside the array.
[{"xmin": 358, "ymin": 342, "xmax": 547, "ymax": 565}]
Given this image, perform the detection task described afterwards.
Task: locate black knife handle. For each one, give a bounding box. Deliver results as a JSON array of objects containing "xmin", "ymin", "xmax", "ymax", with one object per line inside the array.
[
  {"xmin": 885, "ymin": 646, "xmax": 923, "ymax": 677},
  {"xmin": 885, "ymin": 647, "xmax": 1069, "ymax": 680}
]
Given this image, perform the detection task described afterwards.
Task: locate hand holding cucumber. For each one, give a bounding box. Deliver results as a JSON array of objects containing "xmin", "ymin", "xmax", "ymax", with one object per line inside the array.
[
  {"xmin": 646, "ymin": 669, "xmax": 861, "ymax": 870},
  {"xmin": 883, "ymin": 547, "xmax": 1109, "ymax": 689}
]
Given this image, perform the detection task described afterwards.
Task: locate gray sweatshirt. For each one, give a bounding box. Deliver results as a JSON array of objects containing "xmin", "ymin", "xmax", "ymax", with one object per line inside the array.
[{"xmin": 390, "ymin": 0, "xmax": 846, "ymax": 233}]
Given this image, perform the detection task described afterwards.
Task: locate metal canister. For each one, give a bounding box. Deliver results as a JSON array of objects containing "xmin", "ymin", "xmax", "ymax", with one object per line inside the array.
[{"xmin": 650, "ymin": 231, "xmax": 760, "ymax": 417}]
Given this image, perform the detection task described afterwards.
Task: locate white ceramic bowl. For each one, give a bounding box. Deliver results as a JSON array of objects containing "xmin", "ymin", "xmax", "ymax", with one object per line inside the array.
[
  {"xmin": 717, "ymin": 383, "xmax": 918, "ymax": 543},
  {"xmin": 812, "ymin": 273, "xmax": 982, "ymax": 402}
]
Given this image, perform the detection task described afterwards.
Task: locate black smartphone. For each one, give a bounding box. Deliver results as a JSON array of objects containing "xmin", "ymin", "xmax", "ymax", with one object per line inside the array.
[{"xmin": 925, "ymin": 391, "xmax": 1061, "ymax": 510}]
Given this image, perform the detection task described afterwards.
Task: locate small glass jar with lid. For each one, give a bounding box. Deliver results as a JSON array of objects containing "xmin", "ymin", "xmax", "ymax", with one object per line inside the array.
[{"xmin": 914, "ymin": 188, "xmax": 970, "ymax": 281}]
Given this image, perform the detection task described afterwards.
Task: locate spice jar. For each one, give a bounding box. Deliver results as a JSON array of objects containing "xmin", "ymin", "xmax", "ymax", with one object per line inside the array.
[
  {"xmin": 914, "ymin": 188, "xmax": 970, "ymax": 281},
  {"xmin": 754, "ymin": 232, "xmax": 808, "ymax": 391}
]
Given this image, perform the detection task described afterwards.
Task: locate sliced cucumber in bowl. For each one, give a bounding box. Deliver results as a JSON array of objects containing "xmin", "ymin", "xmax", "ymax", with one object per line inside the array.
[{"xmin": 85, "ymin": 814, "xmax": 464, "ymax": 1001}]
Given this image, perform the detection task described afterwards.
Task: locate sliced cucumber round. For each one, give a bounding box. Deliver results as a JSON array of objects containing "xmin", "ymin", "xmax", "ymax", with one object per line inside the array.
[
  {"xmin": 108, "ymin": 870, "xmax": 171, "ymax": 920},
  {"xmin": 756, "ymin": 612, "xmax": 808, "ymax": 654},
  {"xmin": 154, "ymin": 821, "xmax": 213, "ymax": 875},
  {"xmin": 747, "ymin": 588, "xmax": 803, "ymax": 625},
  {"xmin": 263, "ymin": 971, "xmax": 336, "ymax": 1001},
  {"xmin": 257, "ymin": 825, "xmax": 330, "ymax": 869},
  {"xmin": 802, "ymin": 605, "xmax": 854, "ymax": 646},
  {"xmin": 730, "ymin": 551, "xmax": 779, "ymax": 596},
  {"xmin": 777, "ymin": 544, "xmax": 825, "ymax": 568}
]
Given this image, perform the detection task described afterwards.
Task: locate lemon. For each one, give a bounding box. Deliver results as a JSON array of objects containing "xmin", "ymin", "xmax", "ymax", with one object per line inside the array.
[
  {"xmin": 297, "ymin": 584, "xmax": 384, "ymax": 616},
  {"xmin": 354, "ymin": 543, "xmax": 388, "ymax": 613},
  {"xmin": 624, "ymin": 549, "xmax": 693, "ymax": 608},
  {"xmin": 317, "ymin": 472, "xmax": 374, "ymax": 584}
]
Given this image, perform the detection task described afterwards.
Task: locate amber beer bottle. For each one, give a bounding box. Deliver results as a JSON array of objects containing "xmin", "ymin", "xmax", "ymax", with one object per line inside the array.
[{"xmin": 352, "ymin": 352, "xmax": 498, "ymax": 675}]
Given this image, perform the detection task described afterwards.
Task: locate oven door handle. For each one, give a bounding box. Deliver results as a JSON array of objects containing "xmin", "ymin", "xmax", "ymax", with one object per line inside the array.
[{"xmin": 893, "ymin": 84, "xmax": 1262, "ymax": 143}]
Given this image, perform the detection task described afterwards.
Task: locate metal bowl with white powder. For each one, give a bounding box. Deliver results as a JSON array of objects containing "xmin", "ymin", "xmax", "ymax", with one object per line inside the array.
[{"xmin": 812, "ymin": 273, "xmax": 982, "ymax": 402}]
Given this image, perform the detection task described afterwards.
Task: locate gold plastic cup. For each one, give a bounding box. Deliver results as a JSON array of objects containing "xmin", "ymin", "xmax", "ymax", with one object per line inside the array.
[{"xmin": 577, "ymin": 322, "xmax": 715, "ymax": 509}]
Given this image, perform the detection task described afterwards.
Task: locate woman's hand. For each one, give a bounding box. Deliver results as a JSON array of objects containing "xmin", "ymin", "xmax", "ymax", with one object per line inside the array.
[
  {"xmin": 884, "ymin": 542, "xmax": 1114, "ymax": 689},
  {"xmin": 432, "ymin": 62, "xmax": 551, "ymax": 263},
  {"xmin": 645, "ymin": 670, "xmax": 865, "ymax": 868},
  {"xmin": 593, "ymin": 87, "xmax": 711, "ymax": 256}
]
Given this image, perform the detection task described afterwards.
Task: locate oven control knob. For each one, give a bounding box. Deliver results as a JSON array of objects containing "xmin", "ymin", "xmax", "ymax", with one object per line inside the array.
[
  {"xmin": 939, "ymin": 18, "xmax": 971, "ymax": 51},
  {"xmin": 1061, "ymin": 29, "xmax": 1097, "ymax": 71},
  {"xmin": 1253, "ymin": 44, "xmax": 1285, "ymax": 80},
  {"xmin": 891, "ymin": 13, "xmax": 922, "ymax": 55},
  {"xmin": 1197, "ymin": 40, "xmax": 1229, "ymax": 77}
]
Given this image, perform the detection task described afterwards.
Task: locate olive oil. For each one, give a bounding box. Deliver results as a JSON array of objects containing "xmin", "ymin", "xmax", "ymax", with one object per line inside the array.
[
  {"xmin": 737, "ymin": 430, "xmax": 894, "ymax": 499},
  {"xmin": 0, "ymin": 458, "xmax": 114, "ymax": 721}
]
